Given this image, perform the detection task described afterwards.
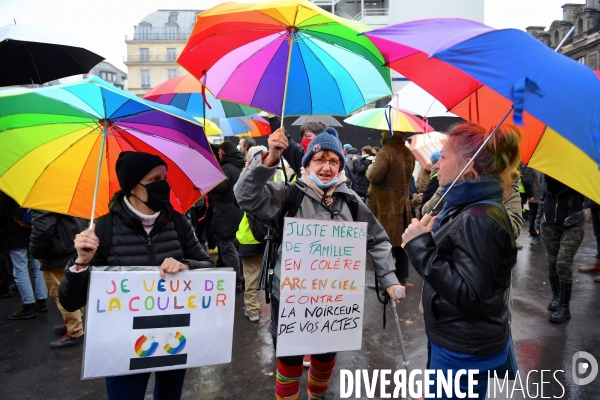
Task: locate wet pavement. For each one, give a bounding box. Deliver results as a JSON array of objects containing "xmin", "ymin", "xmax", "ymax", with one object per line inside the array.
[{"xmin": 1, "ymin": 220, "xmax": 599, "ymax": 399}]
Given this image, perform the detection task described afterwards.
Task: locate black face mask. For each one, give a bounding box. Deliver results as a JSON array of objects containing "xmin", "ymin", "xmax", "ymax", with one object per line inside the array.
[{"xmin": 136, "ymin": 180, "xmax": 171, "ymax": 212}]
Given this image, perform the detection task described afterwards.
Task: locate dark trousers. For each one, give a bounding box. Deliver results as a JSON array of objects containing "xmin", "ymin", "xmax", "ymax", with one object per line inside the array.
[
  {"xmin": 528, "ymin": 202, "xmax": 539, "ymax": 237},
  {"xmin": 105, "ymin": 369, "xmax": 186, "ymax": 400},
  {"xmin": 591, "ymin": 207, "xmax": 600, "ymax": 259},
  {"xmin": 541, "ymin": 221, "xmax": 585, "ymax": 283},
  {"xmin": 217, "ymin": 236, "xmax": 243, "ymax": 290},
  {"xmin": 392, "ymin": 246, "xmax": 409, "ymax": 284},
  {"xmin": 0, "ymin": 253, "xmax": 9, "ymax": 295}
]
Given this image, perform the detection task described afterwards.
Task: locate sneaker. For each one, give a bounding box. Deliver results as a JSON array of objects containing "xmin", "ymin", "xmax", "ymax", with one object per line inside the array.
[
  {"xmin": 54, "ymin": 322, "xmax": 68, "ymax": 336},
  {"xmin": 35, "ymin": 299, "xmax": 48, "ymax": 312},
  {"xmin": 303, "ymin": 355, "xmax": 311, "ymax": 368},
  {"xmin": 244, "ymin": 310, "xmax": 259, "ymax": 322},
  {"xmin": 531, "ymin": 236, "xmax": 541, "ymax": 245},
  {"xmin": 50, "ymin": 333, "xmax": 84, "ymax": 349},
  {"xmin": 8, "ymin": 303, "xmax": 36, "ymax": 320}
]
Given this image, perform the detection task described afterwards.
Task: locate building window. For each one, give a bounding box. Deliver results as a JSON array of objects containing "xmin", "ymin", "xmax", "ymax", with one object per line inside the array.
[
  {"xmin": 578, "ymin": 19, "xmax": 583, "ymax": 34},
  {"xmin": 141, "ymin": 70, "xmax": 151, "ymax": 88},
  {"xmin": 140, "ymin": 48, "xmax": 149, "ymax": 62},
  {"xmin": 167, "ymin": 48, "xmax": 177, "ymax": 62},
  {"xmin": 578, "ymin": 56, "xmax": 585, "ymax": 64},
  {"xmin": 100, "ymin": 71, "xmax": 117, "ymax": 82},
  {"xmin": 169, "ymin": 12, "xmax": 178, "ymax": 23},
  {"xmin": 167, "ymin": 26, "xmax": 176, "ymax": 40},
  {"xmin": 588, "ymin": 55, "xmax": 597, "ymax": 70},
  {"xmin": 554, "ymin": 31, "xmax": 559, "ymax": 46},
  {"xmin": 140, "ymin": 26, "xmax": 150, "ymax": 40},
  {"xmin": 168, "ymin": 69, "xmax": 177, "ymax": 79}
]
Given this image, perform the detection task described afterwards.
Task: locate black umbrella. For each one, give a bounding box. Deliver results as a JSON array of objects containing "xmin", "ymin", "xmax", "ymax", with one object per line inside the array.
[{"xmin": 0, "ymin": 24, "xmax": 104, "ymax": 86}]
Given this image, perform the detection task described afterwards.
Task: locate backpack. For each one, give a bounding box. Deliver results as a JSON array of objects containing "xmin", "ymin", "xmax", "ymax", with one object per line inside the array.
[
  {"xmin": 95, "ymin": 211, "xmax": 190, "ymax": 262},
  {"xmin": 247, "ymin": 180, "xmax": 360, "ymax": 243},
  {"xmin": 10, "ymin": 207, "xmax": 32, "ymax": 229}
]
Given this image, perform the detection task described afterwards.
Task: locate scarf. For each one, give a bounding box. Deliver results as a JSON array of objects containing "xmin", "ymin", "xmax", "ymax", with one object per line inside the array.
[
  {"xmin": 433, "ymin": 175, "xmax": 504, "ymax": 234},
  {"xmin": 124, "ymin": 196, "xmax": 160, "ymax": 234},
  {"xmin": 301, "ymin": 167, "xmax": 347, "ymax": 206}
]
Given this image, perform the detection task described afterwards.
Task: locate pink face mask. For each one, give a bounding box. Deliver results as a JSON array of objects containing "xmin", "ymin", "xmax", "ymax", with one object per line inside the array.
[{"xmin": 301, "ymin": 137, "xmax": 312, "ymax": 153}]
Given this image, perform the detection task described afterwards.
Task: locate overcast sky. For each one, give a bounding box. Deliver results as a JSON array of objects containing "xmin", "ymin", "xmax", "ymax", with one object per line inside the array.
[{"xmin": 0, "ymin": 0, "xmax": 570, "ymax": 72}]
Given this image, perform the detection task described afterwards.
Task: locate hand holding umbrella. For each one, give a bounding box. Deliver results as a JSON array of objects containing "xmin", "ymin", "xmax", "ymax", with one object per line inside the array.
[
  {"xmin": 73, "ymin": 225, "xmax": 99, "ymax": 271},
  {"xmin": 264, "ymin": 128, "xmax": 289, "ymax": 166}
]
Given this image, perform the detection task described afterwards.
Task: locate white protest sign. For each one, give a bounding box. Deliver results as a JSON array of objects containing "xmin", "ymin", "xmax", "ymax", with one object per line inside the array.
[
  {"xmin": 276, "ymin": 217, "xmax": 367, "ymax": 357},
  {"xmin": 82, "ymin": 269, "xmax": 235, "ymax": 378}
]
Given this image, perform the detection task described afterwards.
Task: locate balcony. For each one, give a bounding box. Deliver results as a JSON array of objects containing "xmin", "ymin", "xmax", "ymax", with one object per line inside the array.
[
  {"xmin": 124, "ymin": 55, "xmax": 178, "ymax": 64},
  {"xmin": 125, "ymin": 32, "xmax": 193, "ymax": 41},
  {"xmin": 355, "ymin": 8, "xmax": 390, "ymax": 28}
]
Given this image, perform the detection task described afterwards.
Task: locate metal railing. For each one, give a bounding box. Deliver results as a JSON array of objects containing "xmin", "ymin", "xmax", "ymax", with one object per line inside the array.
[
  {"xmin": 355, "ymin": 8, "xmax": 389, "ymax": 19},
  {"xmin": 125, "ymin": 32, "xmax": 193, "ymax": 41},
  {"xmin": 124, "ymin": 55, "xmax": 179, "ymax": 63}
]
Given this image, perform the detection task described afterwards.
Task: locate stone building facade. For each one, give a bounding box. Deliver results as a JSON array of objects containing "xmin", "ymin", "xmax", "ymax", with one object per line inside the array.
[
  {"xmin": 124, "ymin": 10, "xmax": 202, "ymax": 96},
  {"xmin": 526, "ymin": 1, "xmax": 600, "ymax": 70}
]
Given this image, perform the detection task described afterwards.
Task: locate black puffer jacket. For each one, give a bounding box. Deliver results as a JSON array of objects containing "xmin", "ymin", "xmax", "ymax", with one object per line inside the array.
[
  {"xmin": 0, "ymin": 192, "xmax": 31, "ymax": 250},
  {"xmin": 353, "ymin": 155, "xmax": 374, "ymax": 197},
  {"xmin": 59, "ymin": 194, "xmax": 213, "ymax": 312},
  {"xmin": 405, "ymin": 203, "xmax": 517, "ymax": 356},
  {"xmin": 211, "ymin": 151, "xmax": 245, "ymax": 238},
  {"xmin": 29, "ymin": 211, "xmax": 88, "ymax": 271}
]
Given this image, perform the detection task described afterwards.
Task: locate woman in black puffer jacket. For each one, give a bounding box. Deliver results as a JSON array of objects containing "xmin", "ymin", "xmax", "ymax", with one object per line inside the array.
[
  {"xmin": 352, "ymin": 146, "xmax": 375, "ymax": 201},
  {"xmin": 59, "ymin": 151, "xmax": 213, "ymax": 400}
]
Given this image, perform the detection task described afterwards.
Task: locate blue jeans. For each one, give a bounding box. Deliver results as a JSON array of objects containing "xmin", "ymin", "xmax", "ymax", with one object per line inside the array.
[
  {"xmin": 426, "ymin": 341, "xmax": 508, "ymax": 399},
  {"xmin": 105, "ymin": 369, "xmax": 186, "ymax": 400},
  {"xmin": 10, "ymin": 248, "xmax": 47, "ymax": 304}
]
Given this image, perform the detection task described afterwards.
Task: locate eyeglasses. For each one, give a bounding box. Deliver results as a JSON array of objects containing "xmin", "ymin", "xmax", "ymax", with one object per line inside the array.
[{"xmin": 311, "ymin": 157, "xmax": 340, "ymax": 167}]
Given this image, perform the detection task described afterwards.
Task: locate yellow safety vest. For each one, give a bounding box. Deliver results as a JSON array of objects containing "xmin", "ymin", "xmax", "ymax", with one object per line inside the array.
[{"xmin": 236, "ymin": 169, "xmax": 290, "ymax": 245}]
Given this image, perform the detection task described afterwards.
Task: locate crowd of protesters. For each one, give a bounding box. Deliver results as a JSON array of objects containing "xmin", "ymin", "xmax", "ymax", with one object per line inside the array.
[{"xmin": 1, "ymin": 117, "xmax": 598, "ymax": 400}]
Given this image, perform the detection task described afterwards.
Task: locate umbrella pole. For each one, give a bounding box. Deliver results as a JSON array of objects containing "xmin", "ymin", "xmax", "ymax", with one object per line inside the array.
[
  {"xmin": 280, "ymin": 29, "xmax": 295, "ymax": 129},
  {"xmin": 89, "ymin": 120, "xmax": 108, "ymax": 228},
  {"xmin": 404, "ymin": 106, "xmax": 514, "ymax": 236}
]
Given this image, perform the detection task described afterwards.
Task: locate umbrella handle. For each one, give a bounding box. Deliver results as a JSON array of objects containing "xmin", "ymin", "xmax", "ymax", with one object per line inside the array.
[
  {"xmin": 394, "ymin": 288, "xmax": 404, "ymax": 300},
  {"xmin": 400, "ymin": 214, "xmax": 432, "ymax": 248}
]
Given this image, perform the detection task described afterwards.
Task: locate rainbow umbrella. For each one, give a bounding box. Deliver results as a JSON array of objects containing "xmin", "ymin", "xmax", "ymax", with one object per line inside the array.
[
  {"xmin": 344, "ymin": 107, "xmax": 433, "ymax": 133},
  {"xmin": 212, "ymin": 114, "xmax": 271, "ymax": 137},
  {"xmin": 0, "ymin": 76, "xmax": 225, "ymax": 221},
  {"xmin": 365, "ymin": 18, "xmax": 600, "ymax": 204},
  {"xmin": 143, "ymin": 75, "xmax": 261, "ymax": 118},
  {"xmin": 178, "ymin": 0, "xmax": 392, "ymax": 120}
]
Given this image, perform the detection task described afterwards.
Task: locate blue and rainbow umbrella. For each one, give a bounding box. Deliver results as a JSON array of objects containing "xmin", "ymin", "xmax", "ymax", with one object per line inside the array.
[{"xmin": 365, "ymin": 18, "xmax": 600, "ymax": 204}]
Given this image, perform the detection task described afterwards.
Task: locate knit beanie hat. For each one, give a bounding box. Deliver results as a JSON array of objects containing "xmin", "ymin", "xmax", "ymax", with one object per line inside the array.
[
  {"xmin": 430, "ymin": 150, "xmax": 441, "ymax": 164},
  {"xmin": 301, "ymin": 127, "xmax": 345, "ymax": 170},
  {"xmin": 115, "ymin": 151, "xmax": 167, "ymax": 195}
]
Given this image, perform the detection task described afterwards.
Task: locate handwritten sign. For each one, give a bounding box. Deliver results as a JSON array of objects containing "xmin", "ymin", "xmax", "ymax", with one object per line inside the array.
[
  {"xmin": 82, "ymin": 268, "xmax": 235, "ymax": 379},
  {"xmin": 276, "ymin": 217, "xmax": 368, "ymax": 357}
]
